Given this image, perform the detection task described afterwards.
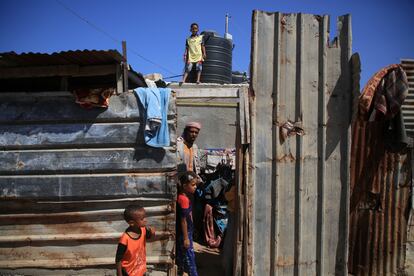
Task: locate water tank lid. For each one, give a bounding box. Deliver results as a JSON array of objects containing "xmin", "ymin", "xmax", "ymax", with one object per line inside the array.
[{"xmin": 201, "ymin": 30, "xmax": 220, "ymax": 37}]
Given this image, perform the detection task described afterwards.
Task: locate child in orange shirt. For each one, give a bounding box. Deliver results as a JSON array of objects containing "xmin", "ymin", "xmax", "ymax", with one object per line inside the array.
[{"xmin": 116, "ymin": 204, "xmax": 155, "ymax": 276}]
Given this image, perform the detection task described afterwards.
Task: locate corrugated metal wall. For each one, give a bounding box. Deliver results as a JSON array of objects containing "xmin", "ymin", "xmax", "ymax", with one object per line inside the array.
[
  {"xmin": 249, "ymin": 11, "xmax": 353, "ymax": 275},
  {"xmin": 405, "ymin": 149, "xmax": 414, "ymax": 274},
  {"xmin": 348, "ymin": 59, "xmax": 413, "ymax": 276},
  {"xmin": 402, "ymin": 59, "xmax": 414, "ymax": 274},
  {"xmin": 0, "ymin": 91, "xmax": 176, "ymax": 275},
  {"xmin": 349, "ymin": 119, "xmax": 411, "ymax": 275}
]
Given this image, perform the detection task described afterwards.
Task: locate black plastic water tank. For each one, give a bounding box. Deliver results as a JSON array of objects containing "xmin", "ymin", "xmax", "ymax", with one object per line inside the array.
[{"xmin": 200, "ymin": 31, "xmax": 232, "ymax": 84}]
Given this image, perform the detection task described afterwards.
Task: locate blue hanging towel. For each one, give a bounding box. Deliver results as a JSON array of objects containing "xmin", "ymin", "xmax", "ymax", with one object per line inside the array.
[{"xmin": 135, "ymin": 87, "xmax": 171, "ymax": 147}]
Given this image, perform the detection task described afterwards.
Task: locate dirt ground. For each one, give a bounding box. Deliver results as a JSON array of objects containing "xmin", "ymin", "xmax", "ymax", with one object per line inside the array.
[{"xmin": 194, "ymin": 241, "xmax": 224, "ymax": 276}]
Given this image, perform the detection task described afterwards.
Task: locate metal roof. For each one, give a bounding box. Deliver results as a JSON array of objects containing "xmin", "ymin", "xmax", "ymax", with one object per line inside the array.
[{"xmin": 0, "ymin": 49, "xmax": 123, "ymax": 68}]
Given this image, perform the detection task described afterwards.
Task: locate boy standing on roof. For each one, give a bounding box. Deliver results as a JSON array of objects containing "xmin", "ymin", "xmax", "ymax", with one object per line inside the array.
[{"xmin": 182, "ymin": 23, "xmax": 207, "ymax": 84}]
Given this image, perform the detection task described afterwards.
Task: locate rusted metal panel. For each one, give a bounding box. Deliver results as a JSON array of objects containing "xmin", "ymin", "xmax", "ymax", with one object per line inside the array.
[
  {"xmin": 0, "ymin": 90, "xmax": 176, "ymax": 274},
  {"xmin": 0, "ymin": 173, "xmax": 175, "ymax": 200},
  {"xmin": 406, "ymin": 148, "xmax": 414, "ymax": 273},
  {"xmin": 234, "ymin": 86, "xmax": 250, "ymax": 275},
  {"xmin": 402, "ymin": 59, "xmax": 414, "ymax": 274},
  {"xmin": 250, "ymin": 11, "xmax": 353, "ymax": 275},
  {"xmin": 0, "ymin": 122, "xmax": 143, "ymax": 148},
  {"xmin": 348, "ymin": 59, "xmax": 413, "ymax": 275},
  {"xmin": 0, "ymin": 148, "xmax": 176, "ymax": 174},
  {"xmin": 0, "ymin": 200, "xmax": 175, "ymax": 268},
  {"xmin": 0, "ymin": 92, "xmax": 176, "ymax": 124},
  {"xmin": 349, "ymin": 118, "xmax": 411, "ymax": 275}
]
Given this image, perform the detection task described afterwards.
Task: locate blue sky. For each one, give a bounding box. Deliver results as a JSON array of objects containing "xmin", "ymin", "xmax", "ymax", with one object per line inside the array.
[{"xmin": 0, "ymin": 0, "xmax": 413, "ymax": 85}]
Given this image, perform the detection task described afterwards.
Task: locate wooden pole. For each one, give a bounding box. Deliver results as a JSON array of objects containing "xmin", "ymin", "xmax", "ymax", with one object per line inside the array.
[{"xmin": 122, "ymin": 41, "xmax": 128, "ymax": 93}]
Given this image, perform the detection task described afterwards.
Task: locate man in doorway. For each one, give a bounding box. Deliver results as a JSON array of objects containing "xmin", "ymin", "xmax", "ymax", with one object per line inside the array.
[
  {"xmin": 177, "ymin": 121, "xmax": 201, "ymax": 176},
  {"xmin": 177, "ymin": 121, "xmax": 204, "ymax": 245}
]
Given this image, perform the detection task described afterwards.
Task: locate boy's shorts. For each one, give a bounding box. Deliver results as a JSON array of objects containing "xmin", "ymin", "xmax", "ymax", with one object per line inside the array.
[{"xmin": 185, "ymin": 62, "xmax": 202, "ymax": 73}]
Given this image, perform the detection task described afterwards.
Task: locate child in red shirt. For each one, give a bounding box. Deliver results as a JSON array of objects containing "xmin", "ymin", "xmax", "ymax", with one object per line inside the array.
[
  {"xmin": 116, "ymin": 205, "xmax": 155, "ymax": 276},
  {"xmin": 176, "ymin": 171, "xmax": 199, "ymax": 275}
]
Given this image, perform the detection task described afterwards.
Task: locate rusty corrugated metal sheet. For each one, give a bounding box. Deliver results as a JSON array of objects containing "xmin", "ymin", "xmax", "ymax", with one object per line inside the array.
[
  {"xmin": 401, "ymin": 59, "xmax": 414, "ymax": 274},
  {"xmin": 349, "ymin": 120, "xmax": 411, "ymax": 275},
  {"xmin": 348, "ymin": 64, "xmax": 412, "ymax": 274},
  {"xmin": 249, "ymin": 11, "xmax": 353, "ymax": 275},
  {"xmin": 0, "ymin": 49, "xmax": 123, "ymax": 67},
  {"xmin": 0, "ymin": 91, "xmax": 176, "ymax": 274}
]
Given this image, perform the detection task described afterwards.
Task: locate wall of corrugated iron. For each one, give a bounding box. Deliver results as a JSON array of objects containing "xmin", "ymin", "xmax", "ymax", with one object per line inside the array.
[
  {"xmin": 249, "ymin": 11, "xmax": 353, "ymax": 275},
  {"xmin": 0, "ymin": 91, "xmax": 176, "ymax": 275},
  {"xmin": 405, "ymin": 149, "xmax": 414, "ymax": 273},
  {"xmin": 402, "ymin": 59, "xmax": 414, "ymax": 274},
  {"xmin": 349, "ymin": 120, "xmax": 412, "ymax": 275}
]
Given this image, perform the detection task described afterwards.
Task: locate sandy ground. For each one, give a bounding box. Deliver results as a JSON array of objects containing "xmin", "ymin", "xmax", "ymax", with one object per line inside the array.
[{"xmin": 193, "ymin": 241, "xmax": 224, "ymax": 276}]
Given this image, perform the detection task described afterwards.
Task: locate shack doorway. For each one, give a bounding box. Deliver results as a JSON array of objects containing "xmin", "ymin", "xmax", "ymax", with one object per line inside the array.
[{"xmin": 172, "ymin": 83, "xmax": 249, "ymax": 275}]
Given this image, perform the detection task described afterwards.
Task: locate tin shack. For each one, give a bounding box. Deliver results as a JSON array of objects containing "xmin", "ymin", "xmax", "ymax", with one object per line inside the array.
[{"xmin": 0, "ymin": 50, "xmax": 176, "ymax": 275}]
